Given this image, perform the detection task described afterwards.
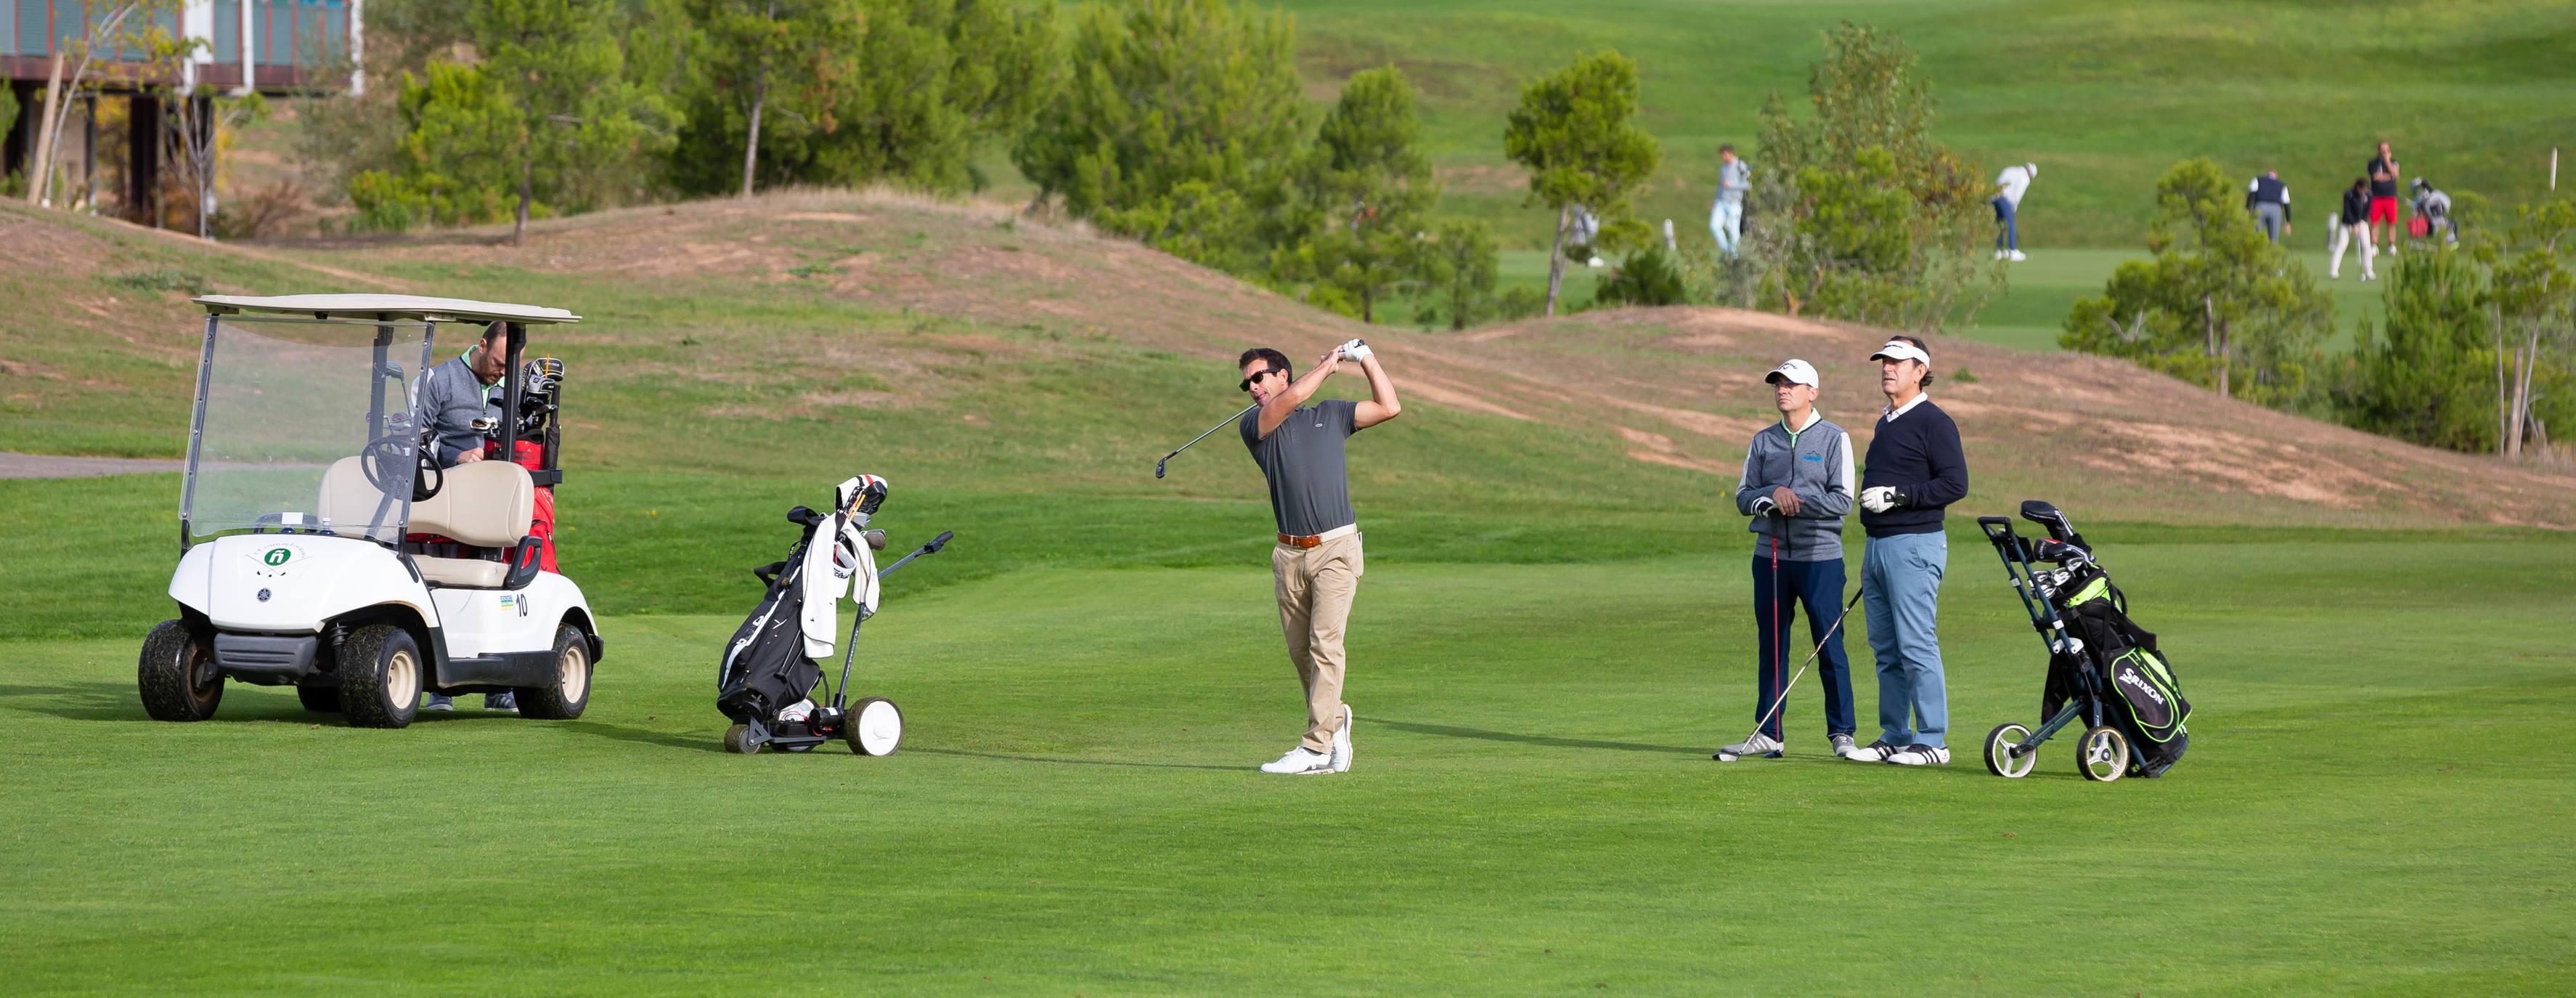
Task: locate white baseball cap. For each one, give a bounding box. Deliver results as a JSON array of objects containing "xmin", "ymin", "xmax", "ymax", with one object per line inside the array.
[
  {"xmin": 1870, "ymin": 339, "xmax": 1931, "ymax": 365},
  {"xmin": 1765, "ymin": 359, "xmax": 1819, "ymax": 388}
]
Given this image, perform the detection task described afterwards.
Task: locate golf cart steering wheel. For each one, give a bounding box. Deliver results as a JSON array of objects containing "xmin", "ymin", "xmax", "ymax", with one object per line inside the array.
[{"xmin": 358, "ymin": 432, "xmax": 443, "ymax": 502}]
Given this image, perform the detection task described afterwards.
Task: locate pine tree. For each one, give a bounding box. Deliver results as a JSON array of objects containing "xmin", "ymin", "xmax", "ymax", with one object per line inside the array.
[{"xmin": 1502, "ymin": 51, "xmax": 1660, "ymax": 317}]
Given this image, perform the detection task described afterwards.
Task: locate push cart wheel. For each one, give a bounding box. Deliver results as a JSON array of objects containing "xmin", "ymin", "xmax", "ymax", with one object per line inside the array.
[
  {"xmin": 296, "ymin": 684, "xmax": 343, "ymax": 713},
  {"xmin": 2076, "ymin": 726, "xmax": 2129, "ymax": 782},
  {"xmin": 513, "ymin": 625, "xmax": 592, "ymax": 720},
  {"xmin": 723, "ymin": 723, "xmax": 762, "ymax": 755},
  {"xmin": 845, "ymin": 697, "xmax": 903, "ymax": 756},
  {"xmin": 1984, "ymin": 723, "xmax": 2037, "ymax": 779},
  {"xmin": 138, "ymin": 620, "xmax": 223, "ymax": 721},
  {"xmin": 337, "ymin": 625, "xmax": 423, "ymax": 729}
]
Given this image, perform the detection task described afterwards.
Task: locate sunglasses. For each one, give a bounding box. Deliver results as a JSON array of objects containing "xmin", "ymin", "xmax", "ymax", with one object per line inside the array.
[{"xmin": 1239, "ymin": 366, "xmax": 1287, "ymax": 392}]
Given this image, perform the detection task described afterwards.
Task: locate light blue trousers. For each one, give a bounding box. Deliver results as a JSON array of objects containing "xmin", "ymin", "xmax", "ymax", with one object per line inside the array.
[
  {"xmin": 1862, "ymin": 530, "xmax": 1948, "ymax": 747},
  {"xmin": 1710, "ymin": 200, "xmax": 1743, "ymax": 258}
]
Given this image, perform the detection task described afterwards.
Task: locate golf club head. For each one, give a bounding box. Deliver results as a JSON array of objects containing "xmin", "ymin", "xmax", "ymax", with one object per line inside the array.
[
  {"xmin": 1154, "ymin": 456, "xmax": 1170, "ymax": 479},
  {"xmin": 1712, "ymin": 751, "xmax": 1740, "ymax": 762}
]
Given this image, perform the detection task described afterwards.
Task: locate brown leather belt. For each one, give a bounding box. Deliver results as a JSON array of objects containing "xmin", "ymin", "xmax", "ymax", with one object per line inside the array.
[{"xmin": 1278, "ymin": 532, "xmax": 1324, "ymax": 548}]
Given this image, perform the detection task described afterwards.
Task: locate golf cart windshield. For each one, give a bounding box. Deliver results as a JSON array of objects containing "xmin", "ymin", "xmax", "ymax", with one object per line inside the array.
[{"xmin": 182, "ymin": 316, "xmax": 438, "ymax": 545}]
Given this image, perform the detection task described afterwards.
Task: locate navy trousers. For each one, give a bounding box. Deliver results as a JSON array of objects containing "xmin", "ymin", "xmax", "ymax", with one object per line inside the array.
[{"xmin": 1750, "ymin": 548, "xmax": 1856, "ymax": 742}]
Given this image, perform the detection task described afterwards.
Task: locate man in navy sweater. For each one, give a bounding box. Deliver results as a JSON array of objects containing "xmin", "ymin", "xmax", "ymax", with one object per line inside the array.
[{"xmin": 1847, "ymin": 336, "xmax": 1970, "ymax": 766}]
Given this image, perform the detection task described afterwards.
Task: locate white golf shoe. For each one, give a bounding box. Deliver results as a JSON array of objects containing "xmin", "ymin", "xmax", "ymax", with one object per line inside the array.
[
  {"xmin": 1260, "ymin": 747, "xmax": 1334, "ymax": 775},
  {"xmin": 1886, "ymin": 744, "xmax": 1952, "ymax": 766},
  {"xmin": 1330, "ymin": 705, "xmax": 1353, "ymax": 773},
  {"xmin": 2007, "ymin": 250, "xmax": 2028, "ymax": 262},
  {"xmin": 1713, "ymin": 731, "xmax": 1783, "ymax": 760},
  {"xmin": 1844, "ymin": 738, "xmax": 1900, "ymax": 763},
  {"xmin": 1831, "ymin": 734, "xmax": 1859, "ymax": 759}
]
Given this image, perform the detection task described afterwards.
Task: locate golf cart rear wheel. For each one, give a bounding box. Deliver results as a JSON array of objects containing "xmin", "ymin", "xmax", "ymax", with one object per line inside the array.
[
  {"xmin": 336, "ymin": 625, "xmax": 422, "ymax": 729},
  {"xmin": 845, "ymin": 697, "xmax": 903, "ymax": 756},
  {"xmin": 2077, "ymin": 726, "xmax": 2130, "ymax": 782},
  {"xmin": 296, "ymin": 684, "xmax": 343, "ymax": 713},
  {"xmin": 723, "ymin": 723, "xmax": 761, "ymax": 755},
  {"xmin": 138, "ymin": 620, "xmax": 222, "ymax": 721},
  {"xmin": 513, "ymin": 624, "xmax": 592, "ymax": 720},
  {"xmin": 1984, "ymin": 723, "xmax": 2037, "ymax": 779}
]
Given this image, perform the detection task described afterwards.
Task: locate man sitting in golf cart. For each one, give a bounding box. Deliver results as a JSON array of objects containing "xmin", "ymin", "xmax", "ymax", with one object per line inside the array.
[{"xmin": 414, "ymin": 321, "xmax": 561, "ymax": 713}]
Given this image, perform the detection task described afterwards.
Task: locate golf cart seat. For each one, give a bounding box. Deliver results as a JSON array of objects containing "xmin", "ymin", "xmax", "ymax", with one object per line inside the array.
[{"xmin": 317, "ymin": 458, "xmax": 535, "ymax": 587}]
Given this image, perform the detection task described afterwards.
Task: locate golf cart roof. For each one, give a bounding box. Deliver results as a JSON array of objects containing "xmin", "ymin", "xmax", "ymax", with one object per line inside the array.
[{"xmin": 191, "ymin": 294, "xmax": 582, "ymax": 325}]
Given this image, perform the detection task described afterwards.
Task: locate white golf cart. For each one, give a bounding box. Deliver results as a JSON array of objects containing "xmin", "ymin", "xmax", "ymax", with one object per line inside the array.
[{"xmin": 139, "ymin": 294, "xmax": 600, "ymax": 729}]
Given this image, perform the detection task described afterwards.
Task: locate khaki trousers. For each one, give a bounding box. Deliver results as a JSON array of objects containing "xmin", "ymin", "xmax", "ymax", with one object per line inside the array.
[{"xmin": 1273, "ymin": 532, "xmax": 1364, "ymax": 752}]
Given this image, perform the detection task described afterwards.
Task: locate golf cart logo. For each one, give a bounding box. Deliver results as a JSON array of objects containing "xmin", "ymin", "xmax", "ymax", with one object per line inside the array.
[
  {"xmin": 499, "ymin": 593, "xmax": 529, "ymax": 617},
  {"xmin": 246, "ymin": 543, "xmax": 306, "ymax": 579}
]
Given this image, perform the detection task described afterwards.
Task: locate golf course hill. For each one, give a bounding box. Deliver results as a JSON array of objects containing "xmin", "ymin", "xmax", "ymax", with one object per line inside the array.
[{"xmin": 7, "ymin": 190, "xmax": 2572, "ymax": 534}]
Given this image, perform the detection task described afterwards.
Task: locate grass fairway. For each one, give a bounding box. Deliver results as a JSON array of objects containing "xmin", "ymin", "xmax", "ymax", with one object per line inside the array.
[{"xmin": 4, "ymin": 471, "xmax": 2572, "ymax": 991}]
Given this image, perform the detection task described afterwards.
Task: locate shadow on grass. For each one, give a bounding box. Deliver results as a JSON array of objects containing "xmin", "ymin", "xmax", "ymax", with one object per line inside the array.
[
  {"xmin": 568, "ymin": 721, "xmax": 730, "ymax": 753},
  {"xmin": 909, "ymin": 746, "xmax": 1239, "ymax": 772},
  {"xmin": 0, "ymin": 681, "xmax": 327, "ymax": 724},
  {"xmin": 1368, "ymin": 717, "xmax": 1701, "ymax": 755}
]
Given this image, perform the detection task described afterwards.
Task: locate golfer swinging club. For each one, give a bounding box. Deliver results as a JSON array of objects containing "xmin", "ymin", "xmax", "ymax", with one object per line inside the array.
[
  {"xmin": 1718, "ymin": 359, "xmax": 1858, "ymax": 761},
  {"xmin": 1240, "ymin": 339, "xmax": 1401, "ymax": 775}
]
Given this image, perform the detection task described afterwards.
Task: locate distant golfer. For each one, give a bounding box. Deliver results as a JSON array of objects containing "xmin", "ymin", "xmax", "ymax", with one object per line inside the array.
[
  {"xmin": 1993, "ymin": 162, "xmax": 2035, "ymax": 261},
  {"xmin": 2246, "ymin": 169, "xmax": 2291, "ymax": 244},
  {"xmin": 1240, "ymin": 339, "xmax": 1401, "ymax": 775},
  {"xmin": 1849, "ymin": 336, "xmax": 1969, "ymax": 766},
  {"xmin": 1719, "ymin": 359, "xmax": 1857, "ymax": 761},
  {"xmin": 1710, "ymin": 144, "xmax": 1750, "ymax": 259},
  {"xmin": 2368, "ymin": 141, "xmax": 2402, "ymax": 254},
  {"xmin": 2331, "ymin": 177, "xmax": 2377, "ymax": 281}
]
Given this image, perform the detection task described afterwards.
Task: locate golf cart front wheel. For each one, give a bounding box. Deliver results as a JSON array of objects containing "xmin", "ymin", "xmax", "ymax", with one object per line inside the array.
[
  {"xmin": 336, "ymin": 625, "xmax": 423, "ymax": 729},
  {"xmin": 2077, "ymin": 726, "xmax": 2130, "ymax": 782},
  {"xmin": 513, "ymin": 624, "xmax": 592, "ymax": 720},
  {"xmin": 845, "ymin": 697, "xmax": 903, "ymax": 756},
  {"xmin": 723, "ymin": 723, "xmax": 762, "ymax": 755},
  {"xmin": 1984, "ymin": 723, "xmax": 2037, "ymax": 779},
  {"xmin": 138, "ymin": 620, "xmax": 222, "ymax": 721}
]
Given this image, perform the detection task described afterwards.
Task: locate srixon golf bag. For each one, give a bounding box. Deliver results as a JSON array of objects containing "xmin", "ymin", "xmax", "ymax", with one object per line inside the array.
[
  {"xmin": 717, "ymin": 476, "xmax": 886, "ymax": 726},
  {"xmin": 2042, "ymin": 561, "xmax": 2192, "ymax": 776}
]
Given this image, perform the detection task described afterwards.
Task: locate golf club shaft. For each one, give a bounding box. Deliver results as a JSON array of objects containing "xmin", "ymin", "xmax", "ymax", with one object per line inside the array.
[
  {"xmin": 1743, "ymin": 585, "xmax": 1865, "ymax": 745},
  {"xmin": 1161, "ymin": 402, "xmax": 1261, "ymax": 468}
]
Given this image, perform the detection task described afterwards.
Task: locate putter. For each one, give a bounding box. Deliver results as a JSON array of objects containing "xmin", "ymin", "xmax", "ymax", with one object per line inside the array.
[
  {"xmin": 1716, "ymin": 585, "xmax": 1865, "ymax": 761},
  {"xmin": 1155, "ymin": 402, "xmax": 1261, "ymax": 479}
]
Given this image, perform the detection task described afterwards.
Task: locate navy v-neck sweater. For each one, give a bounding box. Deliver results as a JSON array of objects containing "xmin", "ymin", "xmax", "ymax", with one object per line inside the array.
[{"xmin": 1859, "ymin": 398, "xmax": 1970, "ymax": 537}]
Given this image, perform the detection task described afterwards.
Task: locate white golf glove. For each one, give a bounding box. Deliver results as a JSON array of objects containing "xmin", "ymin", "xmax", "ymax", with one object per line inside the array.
[
  {"xmin": 1751, "ymin": 497, "xmax": 1777, "ymax": 516},
  {"xmin": 1860, "ymin": 486, "xmax": 1899, "ymax": 514},
  {"xmin": 1338, "ymin": 338, "xmax": 1372, "ymax": 362}
]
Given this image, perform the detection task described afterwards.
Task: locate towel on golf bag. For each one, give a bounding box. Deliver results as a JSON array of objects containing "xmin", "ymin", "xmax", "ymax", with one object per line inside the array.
[
  {"xmin": 717, "ymin": 508, "xmax": 878, "ymax": 725},
  {"xmin": 2044, "ymin": 593, "xmax": 2192, "ymax": 776}
]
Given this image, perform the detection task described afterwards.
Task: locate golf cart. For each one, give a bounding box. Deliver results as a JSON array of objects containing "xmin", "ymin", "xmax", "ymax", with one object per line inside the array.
[{"xmin": 139, "ymin": 294, "xmax": 601, "ymax": 729}]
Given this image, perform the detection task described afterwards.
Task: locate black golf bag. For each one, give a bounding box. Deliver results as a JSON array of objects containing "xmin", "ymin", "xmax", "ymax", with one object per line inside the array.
[
  {"xmin": 2040, "ymin": 562, "xmax": 2191, "ymax": 776},
  {"xmin": 716, "ymin": 511, "xmax": 832, "ymax": 726}
]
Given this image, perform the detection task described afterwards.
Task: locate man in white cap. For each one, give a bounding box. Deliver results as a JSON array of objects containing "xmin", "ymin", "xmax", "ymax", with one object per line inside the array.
[
  {"xmin": 1994, "ymin": 162, "xmax": 2037, "ymax": 261},
  {"xmin": 1849, "ymin": 336, "xmax": 1970, "ymax": 766},
  {"xmin": 1718, "ymin": 358, "xmax": 1859, "ymax": 761}
]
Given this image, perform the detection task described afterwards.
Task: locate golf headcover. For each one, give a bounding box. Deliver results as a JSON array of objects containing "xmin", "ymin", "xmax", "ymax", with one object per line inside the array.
[
  {"xmin": 836, "ymin": 474, "xmax": 889, "ymax": 527},
  {"xmin": 1339, "ymin": 338, "xmax": 1371, "ymax": 362}
]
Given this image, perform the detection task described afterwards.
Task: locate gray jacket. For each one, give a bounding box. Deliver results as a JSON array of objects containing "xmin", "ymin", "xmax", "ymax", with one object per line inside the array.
[
  {"xmin": 1733, "ymin": 413, "xmax": 1854, "ymax": 561},
  {"xmin": 415, "ymin": 352, "xmax": 498, "ymax": 466}
]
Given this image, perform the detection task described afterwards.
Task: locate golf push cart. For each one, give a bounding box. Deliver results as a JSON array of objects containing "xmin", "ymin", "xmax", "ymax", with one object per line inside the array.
[
  {"xmin": 1976, "ymin": 500, "xmax": 2192, "ymax": 782},
  {"xmin": 139, "ymin": 294, "xmax": 601, "ymax": 729},
  {"xmin": 717, "ymin": 475, "xmax": 953, "ymax": 756}
]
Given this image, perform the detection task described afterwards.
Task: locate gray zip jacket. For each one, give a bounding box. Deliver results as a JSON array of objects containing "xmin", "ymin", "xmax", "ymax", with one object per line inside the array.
[
  {"xmin": 1733, "ymin": 412, "xmax": 1855, "ymax": 561},
  {"xmin": 415, "ymin": 352, "xmax": 498, "ymax": 466}
]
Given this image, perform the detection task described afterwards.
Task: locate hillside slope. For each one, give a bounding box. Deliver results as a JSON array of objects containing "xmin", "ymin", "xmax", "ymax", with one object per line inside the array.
[{"xmin": 4, "ymin": 192, "xmax": 2570, "ymax": 530}]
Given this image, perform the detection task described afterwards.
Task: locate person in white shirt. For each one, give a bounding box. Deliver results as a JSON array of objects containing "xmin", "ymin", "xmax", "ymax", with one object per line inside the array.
[
  {"xmin": 1993, "ymin": 163, "xmax": 2036, "ymax": 261},
  {"xmin": 1709, "ymin": 145, "xmax": 1751, "ymax": 259}
]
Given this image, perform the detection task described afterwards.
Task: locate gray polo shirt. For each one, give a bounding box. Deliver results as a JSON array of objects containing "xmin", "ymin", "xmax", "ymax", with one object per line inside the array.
[
  {"xmin": 416, "ymin": 352, "xmax": 500, "ymax": 466},
  {"xmin": 1242, "ymin": 399, "xmax": 1358, "ymax": 537}
]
